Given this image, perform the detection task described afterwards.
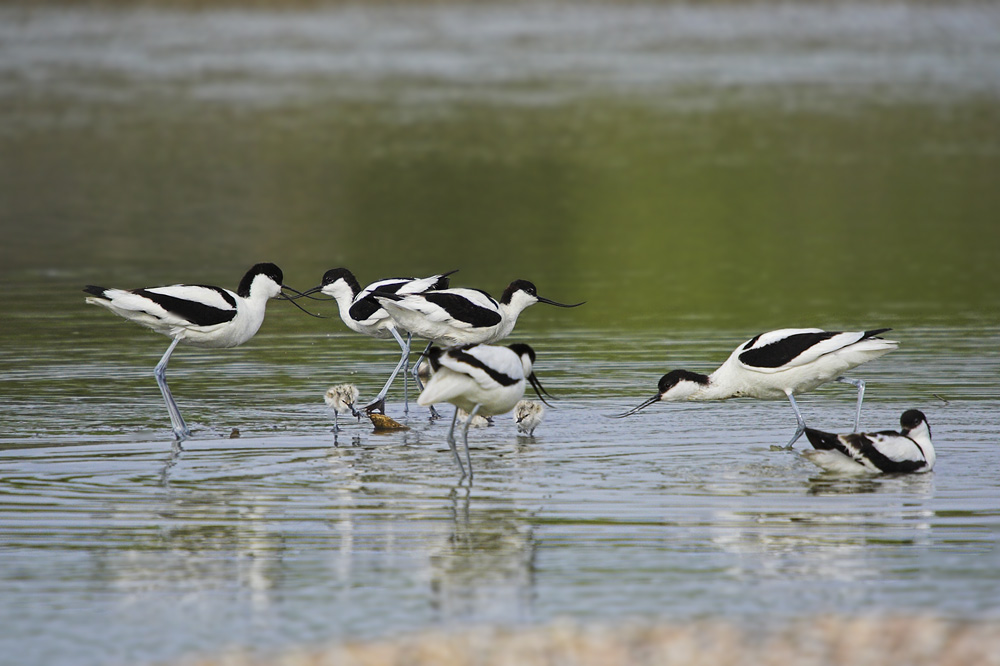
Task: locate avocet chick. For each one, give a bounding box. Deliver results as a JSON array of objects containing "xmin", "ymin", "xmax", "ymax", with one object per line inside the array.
[
  {"xmin": 803, "ymin": 409, "xmax": 935, "ymax": 475},
  {"xmin": 514, "ymin": 399, "xmax": 545, "ymax": 436},
  {"xmin": 324, "ymin": 384, "xmax": 360, "ymax": 432},
  {"xmin": 457, "ymin": 409, "xmax": 491, "ymax": 428}
]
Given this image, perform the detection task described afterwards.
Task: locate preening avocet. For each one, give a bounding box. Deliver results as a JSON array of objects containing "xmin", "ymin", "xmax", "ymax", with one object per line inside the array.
[
  {"xmin": 803, "ymin": 409, "xmax": 935, "ymax": 474},
  {"xmin": 417, "ymin": 343, "xmax": 552, "ymax": 479},
  {"xmin": 84, "ymin": 263, "xmax": 309, "ymax": 441},
  {"xmin": 514, "ymin": 399, "xmax": 545, "ymax": 436},
  {"xmin": 304, "ymin": 268, "xmax": 455, "ymax": 415},
  {"xmin": 614, "ymin": 328, "xmax": 899, "ymax": 448},
  {"xmin": 374, "ymin": 279, "xmax": 584, "ymax": 349},
  {"xmin": 324, "ymin": 384, "xmax": 360, "ymax": 432}
]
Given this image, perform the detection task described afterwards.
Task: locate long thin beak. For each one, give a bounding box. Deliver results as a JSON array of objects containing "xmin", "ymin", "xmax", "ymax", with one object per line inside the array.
[
  {"xmin": 279, "ymin": 287, "xmax": 325, "ymax": 317},
  {"xmin": 610, "ymin": 394, "xmax": 661, "ymax": 418},
  {"xmin": 537, "ymin": 295, "xmax": 586, "ymax": 308},
  {"xmin": 296, "ymin": 284, "xmax": 334, "ymax": 300},
  {"xmin": 280, "ymin": 284, "xmax": 311, "ymax": 299},
  {"xmin": 527, "ymin": 373, "xmax": 554, "ymax": 408}
]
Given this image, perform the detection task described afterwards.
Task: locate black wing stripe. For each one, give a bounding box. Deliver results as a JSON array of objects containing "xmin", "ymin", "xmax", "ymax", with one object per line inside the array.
[
  {"xmin": 133, "ymin": 288, "xmax": 237, "ymax": 327},
  {"xmin": 448, "ymin": 348, "xmax": 521, "ymax": 386},
  {"xmin": 852, "ymin": 435, "xmax": 925, "ymax": 473},
  {"xmin": 806, "ymin": 429, "xmax": 924, "ymax": 473},
  {"xmin": 350, "ymin": 280, "xmax": 410, "ymax": 322},
  {"xmin": 423, "ymin": 292, "xmax": 502, "ymax": 327},
  {"xmin": 739, "ymin": 331, "xmax": 838, "ymax": 368},
  {"xmin": 348, "ymin": 298, "xmax": 382, "ymax": 322}
]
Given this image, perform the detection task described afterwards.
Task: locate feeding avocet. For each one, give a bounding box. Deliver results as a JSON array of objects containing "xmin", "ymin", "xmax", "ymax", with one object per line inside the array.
[
  {"xmin": 614, "ymin": 328, "xmax": 899, "ymax": 448},
  {"xmin": 417, "ymin": 342, "xmax": 552, "ymax": 479}
]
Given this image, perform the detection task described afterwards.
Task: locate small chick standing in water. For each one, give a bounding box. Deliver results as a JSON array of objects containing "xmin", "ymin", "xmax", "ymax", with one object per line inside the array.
[
  {"xmin": 324, "ymin": 384, "xmax": 360, "ymax": 432},
  {"xmin": 514, "ymin": 399, "xmax": 545, "ymax": 437}
]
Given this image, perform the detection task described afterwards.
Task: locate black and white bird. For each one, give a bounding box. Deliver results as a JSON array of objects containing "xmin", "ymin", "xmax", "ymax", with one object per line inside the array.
[
  {"xmin": 514, "ymin": 399, "xmax": 545, "ymax": 437},
  {"xmin": 324, "ymin": 384, "xmax": 360, "ymax": 433},
  {"xmin": 614, "ymin": 328, "xmax": 899, "ymax": 448},
  {"xmin": 304, "ymin": 268, "xmax": 455, "ymax": 415},
  {"xmin": 417, "ymin": 343, "xmax": 552, "ymax": 479},
  {"xmin": 374, "ymin": 280, "xmax": 583, "ymax": 349},
  {"xmin": 84, "ymin": 263, "xmax": 305, "ymax": 441},
  {"xmin": 803, "ymin": 409, "xmax": 935, "ymax": 474}
]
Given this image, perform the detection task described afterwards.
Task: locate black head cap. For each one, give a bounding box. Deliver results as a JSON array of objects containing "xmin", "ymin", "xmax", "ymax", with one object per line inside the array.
[
  {"xmin": 507, "ymin": 342, "xmax": 536, "ymax": 365},
  {"xmin": 657, "ymin": 369, "xmax": 710, "ymax": 394},
  {"xmin": 239, "ymin": 263, "xmax": 283, "ymax": 297},
  {"xmin": 321, "ymin": 268, "xmax": 362, "ymax": 294},
  {"xmin": 500, "ymin": 280, "xmax": 538, "ymax": 304},
  {"xmin": 426, "ymin": 346, "xmax": 445, "ymax": 372},
  {"xmin": 900, "ymin": 409, "xmax": 927, "ymax": 430}
]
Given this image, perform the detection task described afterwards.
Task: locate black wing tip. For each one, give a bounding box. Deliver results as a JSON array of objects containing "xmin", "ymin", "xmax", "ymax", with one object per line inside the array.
[
  {"xmin": 372, "ymin": 289, "xmax": 404, "ymax": 301},
  {"xmin": 865, "ymin": 327, "xmax": 892, "ymax": 338},
  {"xmin": 83, "ymin": 285, "xmax": 108, "ymax": 298},
  {"xmin": 804, "ymin": 427, "xmax": 838, "ymax": 450},
  {"xmin": 432, "ymin": 271, "xmax": 459, "ymax": 290}
]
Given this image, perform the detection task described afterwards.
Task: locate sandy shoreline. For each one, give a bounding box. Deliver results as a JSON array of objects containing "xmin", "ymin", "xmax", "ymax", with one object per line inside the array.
[{"xmin": 182, "ymin": 617, "xmax": 1000, "ymax": 666}]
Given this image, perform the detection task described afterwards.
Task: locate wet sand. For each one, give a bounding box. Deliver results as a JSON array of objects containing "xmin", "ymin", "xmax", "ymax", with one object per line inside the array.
[{"xmin": 184, "ymin": 617, "xmax": 1000, "ymax": 666}]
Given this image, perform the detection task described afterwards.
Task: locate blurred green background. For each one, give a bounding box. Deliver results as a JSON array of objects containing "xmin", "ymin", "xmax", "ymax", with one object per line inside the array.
[{"xmin": 1, "ymin": 2, "xmax": 998, "ymax": 344}]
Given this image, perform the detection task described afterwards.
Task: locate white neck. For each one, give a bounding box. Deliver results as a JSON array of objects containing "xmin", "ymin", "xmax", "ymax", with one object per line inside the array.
[
  {"xmin": 907, "ymin": 422, "xmax": 936, "ymax": 468},
  {"xmin": 494, "ymin": 294, "xmax": 536, "ymax": 340},
  {"xmin": 323, "ymin": 282, "xmax": 361, "ymax": 327}
]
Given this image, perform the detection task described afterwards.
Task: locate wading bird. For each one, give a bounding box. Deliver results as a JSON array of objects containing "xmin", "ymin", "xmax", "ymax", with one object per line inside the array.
[
  {"xmin": 376, "ymin": 279, "xmax": 581, "ymax": 414},
  {"xmin": 614, "ymin": 328, "xmax": 898, "ymax": 448},
  {"xmin": 803, "ymin": 409, "xmax": 935, "ymax": 474},
  {"xmin": 324, "ymin": 384, "xmax": 360, "ymax": 432},
  {"xmin": 417, "ymin": 343, "xmax": 552, "ymax": 479},
  {"xmin": 304, "ymin": 268, "xmax": 456, "ymax": 415},
  {"xmin": 514, "ymin": 399, "xmax": 545, "ymax": 436},
  {"xmin": 84, "ymin": 263, "xmax": 311, "ymax": 441},
  {"xmin": 375, "ymin": 280, "xmax": 583, "ymax": 349}
]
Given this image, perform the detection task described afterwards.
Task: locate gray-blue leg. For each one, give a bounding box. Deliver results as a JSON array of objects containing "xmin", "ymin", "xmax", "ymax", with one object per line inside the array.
[
  {"xmin": 402, "ymin": 332, "xmax": 412, "ymax": 416},
  {"xmin": 836, "ymin": 376, "xmax": 866, "ymax": 431},
  {"xmin": 154, "ymin": 338, "xmax": 190, "ymax": 441},
  {"xmin": 411, "ymin": 341, "xmax": 441, "ymax": 420},
  {"xmin": 784, "ymin": 391, "xmax": 806, "ymax": 449},
  {"xmin": 445, "ymin": 407, "xmax": 466, "ymax": 477},
  {"xmin": 363, "ymin": 326, "xmax": 411, "ymax": 414},
  {"xmin": 461, "ymin": 404, "xmax": 481, "ymax": 481}
]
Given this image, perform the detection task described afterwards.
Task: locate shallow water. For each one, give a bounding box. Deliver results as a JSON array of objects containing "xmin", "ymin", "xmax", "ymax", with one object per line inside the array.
[{"xmin": 1, "ymin": 3, "xmax": 1000, "ymax": 666}]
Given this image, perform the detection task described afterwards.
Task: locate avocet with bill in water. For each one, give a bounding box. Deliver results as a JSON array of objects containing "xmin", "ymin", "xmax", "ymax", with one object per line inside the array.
[
  {"xmin": 417, "ymin": 342, "xmax": 552, "ymax": 479},
  {"xmin": 614, "ymin": 328, "xmax": 899, "ymax": 448}
]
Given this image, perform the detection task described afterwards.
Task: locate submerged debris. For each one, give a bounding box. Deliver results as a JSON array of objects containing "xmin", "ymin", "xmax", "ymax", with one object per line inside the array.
[{"xmin": 369, "ymin": 412, "xmax": 409, "ymax": 431}]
